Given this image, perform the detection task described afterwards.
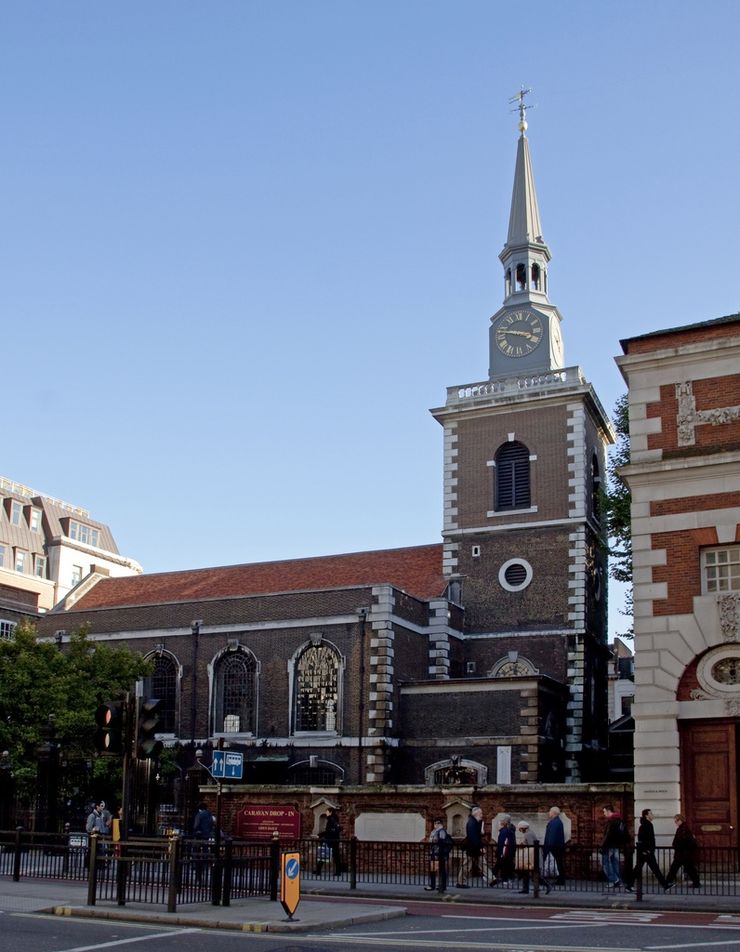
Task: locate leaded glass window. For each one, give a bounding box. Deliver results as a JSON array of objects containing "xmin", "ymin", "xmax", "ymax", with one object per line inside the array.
[
  {"xmin": 294, "ymin": 643, "xmax": 339, "ymax": 733},
  {"xmin": 144, "ymin": 655, "xmax": 178, "ymax": 733},
  {"xmin": 213, "ymin": 650, "xmax": 256, "ymax": 734}
]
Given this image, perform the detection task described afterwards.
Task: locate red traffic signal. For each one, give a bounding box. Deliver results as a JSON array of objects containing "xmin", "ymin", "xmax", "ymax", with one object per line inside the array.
[{"xmin": 94, "ymin": 702, "xmax": 124, "ymax": 754}]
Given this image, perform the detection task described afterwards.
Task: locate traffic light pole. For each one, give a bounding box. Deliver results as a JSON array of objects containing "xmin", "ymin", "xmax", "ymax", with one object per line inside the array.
[{"xmin": 116, "ymin": 692, "xmax": 134, "ymax": 906}]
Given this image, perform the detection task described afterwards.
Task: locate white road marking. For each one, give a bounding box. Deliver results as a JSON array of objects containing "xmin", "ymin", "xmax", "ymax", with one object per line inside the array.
[
  {"xmin": 50, "ymin": 927, "xmax": 202, "ymax": 952},
  {"xmin": 647, "ymin": 942, "xmax": 740, "ymax": 950}
]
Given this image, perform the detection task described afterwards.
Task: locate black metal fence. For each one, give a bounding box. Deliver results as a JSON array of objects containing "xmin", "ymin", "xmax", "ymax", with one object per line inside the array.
[{"xmin": 3, "ymin": 830, "xmax": 740, "ymax": 909}]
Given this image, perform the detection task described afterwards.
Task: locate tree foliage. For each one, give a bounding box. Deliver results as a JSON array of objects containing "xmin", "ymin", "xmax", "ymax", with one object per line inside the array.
[
  {"xmin": 0, "ymin": 622, "xmax": 151, "ymax": 796},
  {"xmin": 603, "ymin": 393, "xmax": 632, "ymax": 585}
]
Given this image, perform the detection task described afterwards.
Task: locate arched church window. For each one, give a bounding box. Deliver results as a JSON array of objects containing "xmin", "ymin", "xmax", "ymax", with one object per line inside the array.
[
  {"xmin": 495, "ymin": 441, "xmax": 531, "ymax": 510},
  {"xmin": 516, "ymin": 263, "xmax": 527, "ymax": 291},
  {"xmin": 293, "ymin": 640, "xmax": 340, "ymax": 733},
  {"xmin": 505, "ymin": 268, "xmax": 512, "ymax": 297},
  {"xmin": 531, "ymin": 263, "xmax": 541, "ymax": 290},
  {"xmin": 143, "ymin": 652, "xmax": 178, "ymax": 733},
  {"xmin": 213, "ymin": 647, "xmax": 257, "ymax": 734}
]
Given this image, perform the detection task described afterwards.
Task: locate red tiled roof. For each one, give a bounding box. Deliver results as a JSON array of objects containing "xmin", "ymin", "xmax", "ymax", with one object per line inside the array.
[{"xmin": 71, "ymin": 544, "xmax": 446, "ymax": 610}]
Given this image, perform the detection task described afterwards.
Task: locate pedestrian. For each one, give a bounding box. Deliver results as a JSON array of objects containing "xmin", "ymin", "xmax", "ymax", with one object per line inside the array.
[
  {"xmin": 624, "ymin": 809, "xmax": 668, "ymax": 892},
  {"xmin": 192, "ymin": 802, "xmax": 214, "ymax": 839},
  {"xmin": 513, "ymin": 820, "xmax": 550, "ymax": 894},
  {"xmin": 86, "ymin": 802, "xmax": 108, "ymax": 835},
  {"xmin": 425, "ymin": 817, "xmax": 453, "ymax": 892},
  {"xmin": 321, "ymin": 807, "xmax": 345, "ymax": 875},
  {"xmin": 542, "ymin": 806, "xmax": 566, "ymax": 885},
  {"xmin": 665, "ymin": 814, "xmax": 701, "ymax": 889},
  {"xmin": 490, "ymin": 814, "xmax": 516, "ymax": 886},
  {"xmin": 601, "ymin": 804, "xmax": 629, "ymax": 888},
  {"xmin": 456, "ymin": 806, "xmax": 494, "ymax": 887}
]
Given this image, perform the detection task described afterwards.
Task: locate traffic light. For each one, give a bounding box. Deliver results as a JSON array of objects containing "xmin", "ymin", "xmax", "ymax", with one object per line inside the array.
[
  {"xmin": 94, "ymin": 702, "xmax": 124, "ymax": 754},
  {"xmin": 137, "ymin": 698, "xmax": 164, "ymax": 759}
]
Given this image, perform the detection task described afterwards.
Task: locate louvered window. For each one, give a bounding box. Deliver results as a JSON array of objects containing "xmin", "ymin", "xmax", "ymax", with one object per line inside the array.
[{"xmin": 495, "ymin": 441, "xmax": 530, "ymax": 510}]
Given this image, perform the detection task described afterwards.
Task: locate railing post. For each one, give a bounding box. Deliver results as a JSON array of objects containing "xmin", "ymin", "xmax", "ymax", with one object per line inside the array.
[
  {"xmin": 222, "ymin": 838, "xmax": 233, "ymax": 906},
  {"xmin": 12, "ymin": 828, "xmax": 22, "ymax": 882},
  {"xmin": 167, "ymin": 835, "xmax": 180, "ymax": 913},
  {"xmin": 86, "ymin": 833, "xmax": 98, "ymax": 906},
  {"xmin": 350, "ymin": 836, "xmax": 357, "ymax": 890},
  {"xmin": 115, "ymin": 839, "xmax": 128, "ymax": 907},
  {"xmin": 533, "ymin": 839, "xmax": 540, "ymax": 898},
  {"xmin": 269, "ymin": 832, "xmax": 280, "ymax": 902},
  {"xmin": 635, "ymin": 845, "xmax": 643, "ymax": 902}
]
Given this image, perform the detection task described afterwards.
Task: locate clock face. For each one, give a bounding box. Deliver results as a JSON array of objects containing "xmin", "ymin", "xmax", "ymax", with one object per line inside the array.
[{"xmin": 495, "ymin": 309, "xmax": 544, "ymax": 357}]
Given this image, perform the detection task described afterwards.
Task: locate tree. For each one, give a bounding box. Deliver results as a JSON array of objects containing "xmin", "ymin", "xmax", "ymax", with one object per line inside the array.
[
  {"xmin": 602, "ymin": 394, "xmax": 633, "ymax": 629},
  {"xmin": 0, "ymin": 622, "xmax": 151, "ymax": 801}
]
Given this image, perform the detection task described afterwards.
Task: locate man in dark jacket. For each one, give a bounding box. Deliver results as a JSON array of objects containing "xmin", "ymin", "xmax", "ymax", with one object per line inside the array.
[
  {"xmin": 456, "ymin": 806, "xmax": 493, "ymax": 887},
  {"xmin": 624, "ymin": 809, "xmax": 668, "ymax": 891},
  {"xmin": 543, "ymin": 806, "xmax": 566, "ymax": 885},
  {"xmin": 601, "ymin": 804, "xmax": 629, "ymax": 887},
  {"xmin": 665, "ymin": 814, "xmax": 701, "ymax": 889}
]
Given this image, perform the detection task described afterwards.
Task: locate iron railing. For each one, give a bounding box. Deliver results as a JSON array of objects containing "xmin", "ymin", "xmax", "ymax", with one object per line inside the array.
[{"xmin": 3, "ymin": 830, "xmax": 740, "ymax": 909}]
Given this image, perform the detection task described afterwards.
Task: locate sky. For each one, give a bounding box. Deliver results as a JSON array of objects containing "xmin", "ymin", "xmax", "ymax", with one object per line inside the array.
[{"xmin": 2, "ymin": 1, "xmax": 739, "ymax": 639}]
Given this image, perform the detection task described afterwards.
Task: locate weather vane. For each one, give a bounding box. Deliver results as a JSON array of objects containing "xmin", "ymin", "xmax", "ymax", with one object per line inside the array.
[{"xmin": 509, "ymin": 86, "xmax": 533, "ymax": 134}]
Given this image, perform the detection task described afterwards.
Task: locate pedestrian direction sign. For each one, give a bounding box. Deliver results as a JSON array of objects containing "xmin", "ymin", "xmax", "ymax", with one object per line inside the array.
[{"xmin": 211, "ymin": 750, "xmax": 244, "ymax": 780}]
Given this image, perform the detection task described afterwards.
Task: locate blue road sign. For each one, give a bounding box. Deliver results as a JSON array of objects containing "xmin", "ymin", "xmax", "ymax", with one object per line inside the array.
[{"xmin": 211, "ymin": 750, "xmax": 244, "ymax": 780}]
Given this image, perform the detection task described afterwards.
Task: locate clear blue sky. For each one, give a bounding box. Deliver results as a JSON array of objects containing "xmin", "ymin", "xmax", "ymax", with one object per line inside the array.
[{"xmin": 2, "ymin": 2, "xmax": 739, "ymax": 638}]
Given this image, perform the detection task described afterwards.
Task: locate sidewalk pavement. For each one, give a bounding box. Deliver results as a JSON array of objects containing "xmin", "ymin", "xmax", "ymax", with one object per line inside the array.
[{"xmin": 3, "ymin": 875, "xmax": 740, "ymax": 933}]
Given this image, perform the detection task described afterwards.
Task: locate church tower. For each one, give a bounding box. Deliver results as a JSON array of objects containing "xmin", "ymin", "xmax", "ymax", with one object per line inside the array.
[{"xmin": 431, "ymin": 93, "xmax": 614, "ymax": 782}]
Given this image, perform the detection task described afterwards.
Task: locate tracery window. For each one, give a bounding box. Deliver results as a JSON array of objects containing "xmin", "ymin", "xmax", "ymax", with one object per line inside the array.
[
  {"xmin": 143, "ymin": 653, "xmax": 178, "ymax": 733},
  {"xmin": 213, "ymin": 648, "xmax": 257, "ymax": 734},
  {"xmin": 293, "ymin": 640, "xmax": 340, "ymax": 733}
]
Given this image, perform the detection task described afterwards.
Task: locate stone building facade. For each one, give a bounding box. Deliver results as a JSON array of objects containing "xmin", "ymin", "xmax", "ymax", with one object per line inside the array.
[{"xmin": 617, "ymin": 313, "xmax": 740, "ymax": 846}]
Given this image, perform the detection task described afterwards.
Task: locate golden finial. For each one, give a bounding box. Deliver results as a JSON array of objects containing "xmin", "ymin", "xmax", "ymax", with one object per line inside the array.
[{"xmin": 509, "ymin": 87, "xmax": 533, "ymax": 135}]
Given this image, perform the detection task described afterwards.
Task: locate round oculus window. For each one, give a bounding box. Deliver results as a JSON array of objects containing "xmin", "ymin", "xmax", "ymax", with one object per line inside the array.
[
  {"xmin": 697, "ymin": 646, "xmax": 740, "ymax": 696},
  {"xmin": 499, "ymin": 558, "xmax": 533, "ymax": 592}
]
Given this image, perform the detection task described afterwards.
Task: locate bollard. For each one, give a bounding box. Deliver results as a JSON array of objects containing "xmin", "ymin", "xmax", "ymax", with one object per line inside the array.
[
  {"xmin": 350, "ymin": 836, "xmax": 358, "ymax": 890},
  {"xmin": 222, "ymin": 838, "xmax": 233, "ymax": 907},
  {"xmin": 167, "ymin": 835, "xmax": 180, "ymax": 913}
]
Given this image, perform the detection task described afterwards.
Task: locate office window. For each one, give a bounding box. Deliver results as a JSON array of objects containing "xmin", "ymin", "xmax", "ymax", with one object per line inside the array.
[
  {"xmin": 11, "ymin": 501, "xmax": 23, "ymax": 526},
  {"xmin": 71, "ymin": 565, "xmax": 83, "ymax": 586},
  {"xmin": 0, "ymin": 544, "xmax": 5, "ymax": 568},
  {"xmin": 15, "ymin": 550, "xmax": 27, "ymax": 573},
  {"xmin": 30, "ymin": 508, "xmax": 41, "ymax": 532},
  {"xmin": 0, "ymin": 620, "xmax": 16, "ymax": 640},
  {"xmin": 69, "ymin": 521, "xmax": 100, "ymax": 547},
  {"xmin": 704, "ymin": 546, "xmax": 740, "ymax": 594},
  {"xmin": 34, "ymin": 555, "xmax": 47, "ymax": 578}
]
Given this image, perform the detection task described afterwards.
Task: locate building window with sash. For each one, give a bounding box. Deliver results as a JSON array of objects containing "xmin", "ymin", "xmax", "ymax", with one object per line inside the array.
[{"xmin": 143, "ymin": 653, "xmax": 179, "ymax": 733}]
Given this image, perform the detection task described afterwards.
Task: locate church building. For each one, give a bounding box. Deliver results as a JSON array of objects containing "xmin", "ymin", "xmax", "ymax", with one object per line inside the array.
[{"xmin": 38, "ymin": 100, "xmax": 613, "ymax": 794}]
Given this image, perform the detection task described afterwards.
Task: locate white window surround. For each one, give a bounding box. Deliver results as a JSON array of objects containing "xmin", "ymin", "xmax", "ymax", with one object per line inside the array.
[
  {"xmin": 498, "ymin": 558, "xmax": 533, "ymax": 592},
  {"xmin": 703, "ymin": 545, "xmax": 740, "ymax": 594},
  {"xmin": 697, "ymin": 645, "xmax": 740, "ymax": 696},
  {"xmin": 0, "ymin": 619, "xmax": 17, "ymax": 640}
]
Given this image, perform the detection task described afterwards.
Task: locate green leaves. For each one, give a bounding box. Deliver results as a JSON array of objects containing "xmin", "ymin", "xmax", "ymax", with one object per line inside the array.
[{"xmin": 0, "ymin": 622, "xmax": 151, "ymax": 798}]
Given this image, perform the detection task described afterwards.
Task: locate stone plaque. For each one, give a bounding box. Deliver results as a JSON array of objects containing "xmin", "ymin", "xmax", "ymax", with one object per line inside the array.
[
  {"xmin": 236, "ymin": 805, "xmax": 301, "ymax": 839},
  {"xmin": 354, "ymin": 812, "xmax": 426, "ymax": 842}
]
